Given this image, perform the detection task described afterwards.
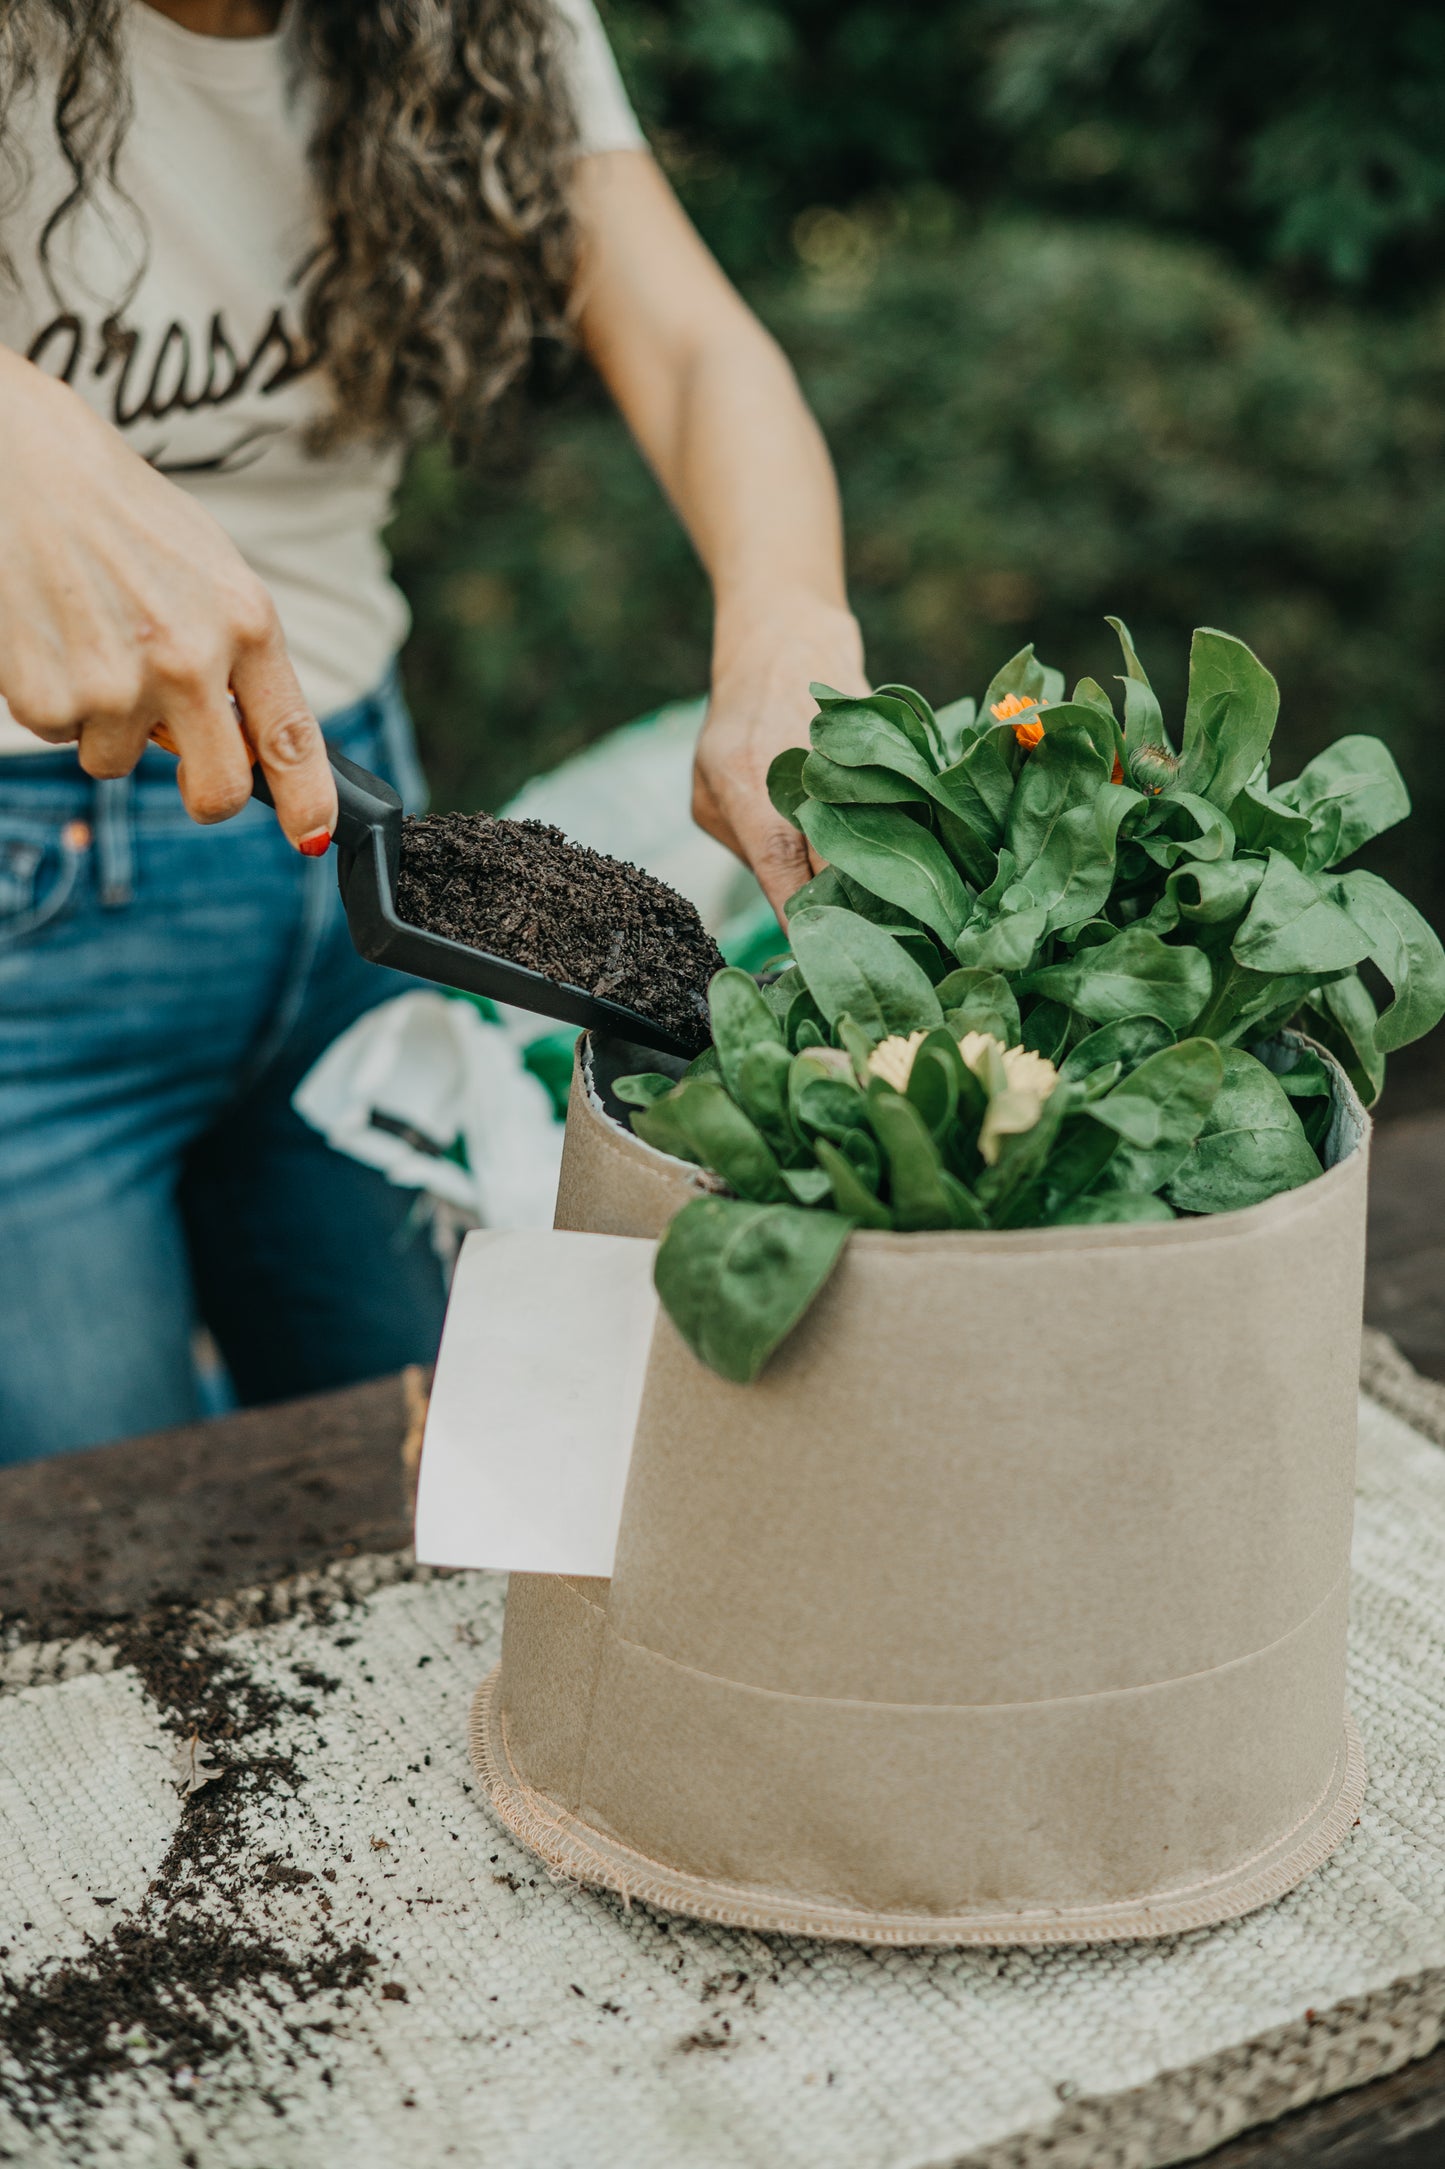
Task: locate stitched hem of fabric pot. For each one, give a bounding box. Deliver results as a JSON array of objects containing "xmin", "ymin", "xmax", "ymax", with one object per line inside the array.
[{"xmin": 469, "ymin": 1669, "xmax": 1366, "ymax": 1947}]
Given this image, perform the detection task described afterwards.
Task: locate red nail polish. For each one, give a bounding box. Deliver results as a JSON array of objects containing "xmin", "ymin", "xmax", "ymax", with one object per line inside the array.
[{"xmin": 299, "ymin": 830, "xmax": 332, "ymax": 857}]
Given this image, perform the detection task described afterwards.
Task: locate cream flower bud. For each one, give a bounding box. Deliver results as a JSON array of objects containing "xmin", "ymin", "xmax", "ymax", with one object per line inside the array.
[
  {"xmin": 957, "ymin": 1029, "xmax": 1005, "ymax": 1078},
  {"xmin": 956, "ymin": 1031, "xmax": 1061, "ymax": 1164},
  {"xmin": 1001, "ymin": 1043, "xmax": 1060, "ymax": 1099},
  {"xmin": 865, "ymin": 1030, "xmax": 928, "ymax": 1091}
]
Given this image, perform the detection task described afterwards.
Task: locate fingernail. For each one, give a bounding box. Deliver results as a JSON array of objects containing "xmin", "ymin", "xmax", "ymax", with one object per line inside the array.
[{"xmin": 298, "ymin": 829, "xmax": 333, "ymax": 858}]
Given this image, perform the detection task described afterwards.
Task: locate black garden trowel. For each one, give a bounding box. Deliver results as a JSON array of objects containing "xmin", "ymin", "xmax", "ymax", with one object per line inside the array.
[
  {"xmin": 151, "ymin": 722, "xmax": 704, "ymax": 1061},
  {"xmin": 261, "ymin": 750, "xmax": 703, "ymax": 1062}
]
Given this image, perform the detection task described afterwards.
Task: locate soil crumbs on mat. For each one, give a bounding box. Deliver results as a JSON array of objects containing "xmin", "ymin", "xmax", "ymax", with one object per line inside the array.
[
  {"xmin": 396, "ymin": 812, "xmax": 725, "ymax": 1049},
  {"xmin": 0, "ymin": 1597, "xmax": 378, "ymax": 2127}
]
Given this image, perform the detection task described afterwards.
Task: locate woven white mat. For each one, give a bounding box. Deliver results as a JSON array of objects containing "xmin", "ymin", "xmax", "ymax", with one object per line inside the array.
[{"xmin": 3, "ymin": 1347, "xmax": 1445, "ymax": 2169}]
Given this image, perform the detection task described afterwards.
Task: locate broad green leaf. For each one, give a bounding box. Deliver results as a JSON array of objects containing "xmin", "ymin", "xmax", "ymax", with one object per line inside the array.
[
  {"xmin": 1061, "ymin": 1016, "xmax": 1175, "ymax": 1082},
  {"xmin": 941, "ymin": 1169, "xmax": 989, "ymax": 1227},
  {"xmin": 1072, "ymin": 676, "xmax": 1116, "ymax": 718},
  {"xmin": 953, "ymin": 901, "xmax": 1050, "ymax": 974},
  {"xmin": 1105, "ymin": 615, "xmax": 1168, "ymax": 754},
  {"xmin": 636, "ymin": 1076, "xmax": 789, "ymax": 1203},
  {"xmin": 873, "ymin": 681, "xmax": 946, "ymax": 762},
  {"xmin": 906, "ymin": 1028, "xmax": 967, "ymax": 1137},
  {"xmin": 736, "ymin": 1041, "xmax": 796, "ymax": 1155},
  {"xmin": 708, "ymin": 967, "xmax": 784, "ymax": 1108},
  {"xmin": 1136, "ymin": 792, "xmax": 1234, "ymax": 869},
  {"xmin": 811, "ymin": 699, "xmax": 935, "ymax": 780},
  {"xmin": 763, "ymin": 968, "xmax": 830, "ymax": 1052},
  {"xmin": 1086, "ymin": 1094, "xmax": 1163, "ymax": 1148},
  {"xmin": 814, "ymin": 1138, "xmax": 892, "ymax": 1226},
  {"xmin": 866, "ymin": 690, "xmax": 938, "ymax": 758},
  {"xmin": 935, "ymin": 694, "xmax": 978, "ymax": 761},
  {"xmin": 784, "ymin": 866, "xmax": 850, "ymax": 917},
  {"xmin": 833, "ymin": 868, "xmax": 932, "ymax": 937},
  {"xmin": 1270, "ymin": 1047, "xmax": 1333, "ymax": 1102},
  {"xmin": 975, "ymin": 1075, "xmax": 1072, "ymax": 1205},
  {"xmin": 788, "ymin": 907, "xmax": 943, "ymax": 1037},
  {"xmin": 782, "ymin": 1166, "xmax": 833, "ymax": 1205},
  {"xmin": 1193, "ymin": 959, "xmax": 1324, "ymax": 1048},
  {"xmin": 788, "ymin": 1051, "xmax": 867, "ymax": 1142},
  {"xmin": 612, "ymin": 1072, "xmax": 680, "ymax": 1109},
  {"xmin": 654, "ymin": 1198, "xmax": 853, "ymax": 1383},
  {"xmin": 838, "ymin": 1118, "xmax": 884, "ymax": 1185},
  {"xmin": 1055, "ymin": 1192, "xmax": 1175, "ymax": 1225},
  {"xmin": 1176, "ymin": 628, "xmax": 1279, "ymax": 809},
  {"xmin": 1090, "ymin": 1037, "xmax": 1224, "ymax": 1192},
  {"xmin": 836, "ymin": 1013, "xmax": 881, "ymax": 1073},
  {"xmin": 1276, "ymin": 735, "xmax": 1410, "ymax": 871},
  {"xmin": 766, "ymin": 747, "xmax": 809, "ymax": 829},
  {"xmin": 798, "ymin": 800, "xmax": 973, "ymax": 945},
  {"xmin": 868, "ymin": 1082, "xmax": 962, "ymax": 1230},
  {"xmin": 1005, "ymin": 720, "xmax": 1111, "ymax": 867},
  {"xmin": 1120, "ymin": 676, "xmax": 1167, "ymax": 758},
  {"xmin": 755, "ymin": 971, "xmax": 798, "ymax": 1019},
  {"xmin": 1022, "ymin": 925, "xmax": 1213, "ymax": 1030},
  {"xmin": 996, "ymin": 1111, "xmax": 1120, "ymax": 1227},
  {"xmin": 1039, "ymin": 698, "xmax": 1125, "ymax": 771},
  {"xmin": 1106, "ymin": 614, "xmax": 1154, "ymax": 690},
  {"xmin": 935, "ymin": 967, "xmax": 1020, "ymax": 1044},
  {"xmin": 1165, "ymin": 1049, "xmax": 1321, "ymax": 1212},
  {"xmin": 1227, "ymin": 779, "xmax": 1315, "ymax": 865},
  {"xmin": 979, "ymin": 642, "xmax": 1050, "ymax": 720},
  {"xmin": 935, "ymin": 726, "xmax": 1016, "ymax": 840},
  {"xmin": 801, "ymin": 752, "xmax": 931, "ymax": 807},
  {"xmin": 1302, "ymin": 974, "xmax": 1386, "ymax": 1107},
  {"xmin": 629, "ymin": 1093, "xmax": 705, "ymax": 1166},
  {"xmin": 1169, "ymin": 856, "xmax": 1265, "ymax": 926},
  {"xmin": 1011, "ymin": 780, "xmax": 1142, "ymax": 935},
  {"xmin": 1332, "ymin": 869, "xmax": 1445, "ymax": 1052},
  {"xmin": 1231, "ymin": 849, "xmax": 1373, "ymax": 975},
  {"xmin": 932, "ymin": 802, "xmax": 998, "ymax": 889},
  {"xmin": 1020, "ymin": 999, "xmax": 1071, "ymax": 1062}
]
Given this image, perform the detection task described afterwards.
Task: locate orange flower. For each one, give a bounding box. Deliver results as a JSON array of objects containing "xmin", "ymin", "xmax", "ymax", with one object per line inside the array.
[
  {"xmin": 990, "ymin": 690, "xmax": 1047, "ymax": 750},
  {"xmin": 1111, "ymin": 754, "xmax": 1125, "ymax": 783}
]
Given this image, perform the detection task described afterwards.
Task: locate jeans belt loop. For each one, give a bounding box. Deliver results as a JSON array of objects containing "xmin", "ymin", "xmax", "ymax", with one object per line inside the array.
[{"xmin": 94, "ymin": 773, "xmax": 135, "ymax": 908}]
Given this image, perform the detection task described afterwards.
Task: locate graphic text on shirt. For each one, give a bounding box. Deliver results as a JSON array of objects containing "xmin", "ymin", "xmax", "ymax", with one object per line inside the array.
[{"xmin": 25, "ymin": 264, "xmax": 319, "ymax": 474}]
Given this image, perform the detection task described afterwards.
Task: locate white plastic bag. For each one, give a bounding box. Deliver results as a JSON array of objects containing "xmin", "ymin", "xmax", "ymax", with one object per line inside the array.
[{"xmin": 293, "ymin": 990, "xmax": 564, "ymax": 1231}]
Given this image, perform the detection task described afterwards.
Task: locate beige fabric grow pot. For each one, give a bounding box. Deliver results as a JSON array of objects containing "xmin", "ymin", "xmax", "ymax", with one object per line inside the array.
[{"xmin": 473, "ymin": 1037, "xmax": 1371, "ymax": 1946}]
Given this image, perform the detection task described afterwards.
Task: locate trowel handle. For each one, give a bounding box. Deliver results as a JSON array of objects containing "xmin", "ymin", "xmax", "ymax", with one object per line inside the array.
[
  {"xmin": 148, "ymin": 721, "xmax": 401, "ymax": 857},
  {"xmin": 249, "ymin": 747, "xmax": 402, "ymax": 855}
]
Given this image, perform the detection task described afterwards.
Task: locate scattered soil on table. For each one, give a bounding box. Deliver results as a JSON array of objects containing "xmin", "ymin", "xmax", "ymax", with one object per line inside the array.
[
  {"xmin": 395, "ymin": 812, "xmax": 724, "ymax": 1050},
  {"xmin": 0, "ymin": 1595, "xmax": 378, "ymax": 2123}
]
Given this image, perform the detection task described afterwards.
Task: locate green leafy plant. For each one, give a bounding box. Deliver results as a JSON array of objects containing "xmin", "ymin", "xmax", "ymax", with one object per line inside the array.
[{"xmin": 619, "ymin": 622, "xmax": 1445, "ymax": 1382}]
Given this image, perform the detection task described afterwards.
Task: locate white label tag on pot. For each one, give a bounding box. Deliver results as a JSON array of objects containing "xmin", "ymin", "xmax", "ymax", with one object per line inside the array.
[{"xmin": 414, "ymin": 1227, "xmax": 658, "ymax": 1577}]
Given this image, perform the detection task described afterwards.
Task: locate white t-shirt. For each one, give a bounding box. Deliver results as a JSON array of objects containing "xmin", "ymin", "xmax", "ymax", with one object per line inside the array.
[{"xmin": 0, "ymin": 0, "xmax": 643, "ymax": 753}]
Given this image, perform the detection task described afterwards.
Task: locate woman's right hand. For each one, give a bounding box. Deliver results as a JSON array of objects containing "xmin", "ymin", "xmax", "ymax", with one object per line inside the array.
[{"xmin": 0, "ymin": 348, "xmax": 337, "ymax": 850}]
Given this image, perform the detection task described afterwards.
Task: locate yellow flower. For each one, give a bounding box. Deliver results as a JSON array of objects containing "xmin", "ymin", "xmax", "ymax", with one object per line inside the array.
[{"xmin": 866, "ymin": 1030, "xmax": 928, "ymax": 1091}]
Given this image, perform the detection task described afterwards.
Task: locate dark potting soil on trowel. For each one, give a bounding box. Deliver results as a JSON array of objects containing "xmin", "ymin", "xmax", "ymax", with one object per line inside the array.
[{"xmin": 395, "ymin": 812, "xmax": 725, "ymax": 1049}]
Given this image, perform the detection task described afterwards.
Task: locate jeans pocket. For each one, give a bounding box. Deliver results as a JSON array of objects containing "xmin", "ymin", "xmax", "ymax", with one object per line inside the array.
[{"xmin": 0, "ymin": 817, "xmax": 87, "ymax": 948}]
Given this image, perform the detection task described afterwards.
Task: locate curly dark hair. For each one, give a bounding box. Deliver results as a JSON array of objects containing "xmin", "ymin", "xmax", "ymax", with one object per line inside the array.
[{"xmin": 0, "ymin": 0, "xmax": 581, "ymax": 452}]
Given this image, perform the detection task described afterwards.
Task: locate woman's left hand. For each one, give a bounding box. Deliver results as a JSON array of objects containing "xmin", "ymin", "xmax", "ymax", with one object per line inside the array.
[{"xmin": 694, "ymin": 591, "xmax": 868, "ymax": 923}]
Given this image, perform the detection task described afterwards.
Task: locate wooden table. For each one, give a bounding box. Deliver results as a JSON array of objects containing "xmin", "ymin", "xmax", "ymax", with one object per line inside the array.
[{"xmin": 4, "ymin": 1109, "xmax": 1445, "ymax": 2167}]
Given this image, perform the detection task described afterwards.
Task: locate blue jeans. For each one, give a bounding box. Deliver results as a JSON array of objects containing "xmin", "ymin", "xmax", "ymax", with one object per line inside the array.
[{"xmin": 0, "ymin": 671, "xmax": 448, "ymax": 1465}]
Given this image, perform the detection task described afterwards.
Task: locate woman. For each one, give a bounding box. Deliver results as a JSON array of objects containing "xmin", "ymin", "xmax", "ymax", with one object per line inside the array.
[{"xmin": 0, "ymin": 0, "xmax": 865, "ymax": 1463}]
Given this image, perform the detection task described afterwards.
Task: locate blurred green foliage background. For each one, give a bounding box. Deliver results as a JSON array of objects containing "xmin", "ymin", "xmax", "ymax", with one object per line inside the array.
[{"xmin": 390, "ymin": 0, "xmax": 1445, "ymax": 932}]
